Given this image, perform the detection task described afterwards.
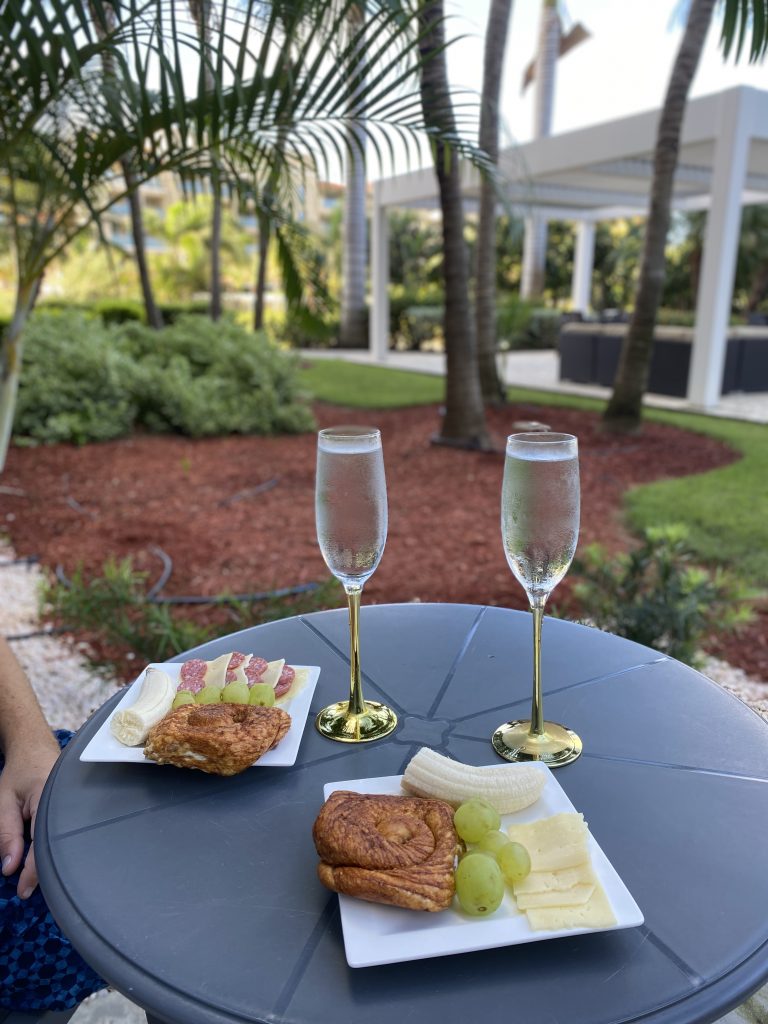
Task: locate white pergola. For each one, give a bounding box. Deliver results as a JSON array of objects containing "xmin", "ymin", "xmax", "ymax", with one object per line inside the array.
[{"xmin": 369, "ymin": 86, "xmax": 768, "ymax": 409}]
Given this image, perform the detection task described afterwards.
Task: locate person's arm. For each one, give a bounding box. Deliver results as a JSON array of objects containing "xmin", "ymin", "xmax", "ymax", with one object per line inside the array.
[{"xmin": 0, "ymin": 637, "xmax": 60, "ymax": 898}]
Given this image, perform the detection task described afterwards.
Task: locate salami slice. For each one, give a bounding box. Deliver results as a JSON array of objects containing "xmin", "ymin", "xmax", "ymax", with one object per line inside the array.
[
  {"xmin": 178, "ymin": 658, "xmax": 207, "ymax": 693},
  {"xmin": 225, "ymin": 651, "xmax": 248, "ymax": 683},
  {"xmin": 244, "ymin": 657, "xmax": 269, "ymax": 686},
  {"xmin": 274, "ymin": 664, "xmax": 295, "ymax": 698}
]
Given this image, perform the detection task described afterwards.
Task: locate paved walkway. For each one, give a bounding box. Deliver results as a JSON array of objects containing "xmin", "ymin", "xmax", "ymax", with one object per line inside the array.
[{"xmin": 302, "ymin": 348, "xmax": 768, "ymax": 424}]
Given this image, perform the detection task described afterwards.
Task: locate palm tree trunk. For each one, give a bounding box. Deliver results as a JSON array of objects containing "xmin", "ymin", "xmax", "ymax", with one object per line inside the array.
[
  {"xmin": 339, "ymin": 5, "xmax": 368, "ymax": 349},
  {"xmin": 0, "ymin": 277, "xmax": 39, "ymax": 472},
  {"xmin": 210, "ymin": 167, "xmax": 223, "ymax": 321},
  {"xmin": 122, "ymin": 160, "xmax": 163, "ymax": 329},
  {"xmin": 476, "ymin": 0, "xmax": 513, "ymax": 404},
  {"xmin": 603, "ymin": 0, "xmax": 717, "ymax": 433},
  {"xmin": 418, "ymin": 0, "xmax": 489, "ymax": 448},
  {"xmin": 521, "ymin": 0, "xmax": 559, "ymax": 301},
  {"xmin": 254, "ymin": 213, "xmax": 269, "ymax": 331}
]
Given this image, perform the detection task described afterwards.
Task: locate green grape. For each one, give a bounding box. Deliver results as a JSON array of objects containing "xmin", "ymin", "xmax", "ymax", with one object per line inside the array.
[
  {"xmin": 455, "ymin": 853, "xmax": 505, "ymax": 916},
  {"xmin": 453, "ymin": 798, "xmax": 501, "ymax": 844},
  {"xmin": 221, "ymin": 681, "xmax": 250, "ymax": 704},
  {"xmin": 248, "ymin": 683, "xmax": 275, "ymax": 707},
  {"xmin": 477, "ymin": 830, "xmax": 511, "ymax": 858},
  {"xmin": 172, "ymin": 691, "xmax": 195, "ymax": 709},
  {"xmin": 498, "ymin": 841, "xmax": 531, "ymax": 884},
  {"xmin": 194, "ymin": 685, "xmax": 222, "ymax": 705}
]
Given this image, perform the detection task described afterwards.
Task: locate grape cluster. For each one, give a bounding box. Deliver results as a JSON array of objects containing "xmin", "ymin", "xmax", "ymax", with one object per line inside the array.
[
  {"xmin": 170, "ymin": 682, "xmax": 275, "ymax": 710},
  {"xmin": 453, "ymin": 798, "xmax": 531, "ymax": 917}
]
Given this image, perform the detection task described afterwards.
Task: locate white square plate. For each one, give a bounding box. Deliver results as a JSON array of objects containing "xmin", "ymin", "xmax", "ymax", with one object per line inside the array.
[
  {"xmin": 80, "ymin": 663, "xmax": 321, "ymax": 767},
  {"xmin": 323, "ymin": 764, "xmax": 644, "ymax": 967}
]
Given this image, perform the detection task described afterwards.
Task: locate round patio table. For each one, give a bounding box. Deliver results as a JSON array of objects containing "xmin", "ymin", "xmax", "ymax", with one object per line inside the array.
[{"xmin": 35, "ymin": 604, "xmax": 768, "ymax": 1024}]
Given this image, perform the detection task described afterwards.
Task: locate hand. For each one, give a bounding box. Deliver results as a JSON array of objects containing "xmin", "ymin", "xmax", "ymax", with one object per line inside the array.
[{"xmin": 0, "ymin": 740, "xmax": 60, "ymax": 898}]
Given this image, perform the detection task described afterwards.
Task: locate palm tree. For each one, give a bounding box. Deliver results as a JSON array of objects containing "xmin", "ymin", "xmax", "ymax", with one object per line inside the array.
[
  {"xmin": 0, "ymin": 0, "xmax": 485, "ymax": 470},
  {"xmin": 188, "ymin": 0, "xmax": 224, "ymax": 320},
  {"xmin": 417, "ymin": 0, "xmax": 489, "ymax": 448},
  {"xmin": 338, "ymin": 3, "xmax": 369, "ymax": 349},
  {"xmin": 87, "ymin": 0, "xmax": 163, "ymax": 329},
  {"xmin": 475, "ymin": 0, "xmax": 514, "ymax": 405},
  {"xmin": 520, "ymin": 1, "xmax": 589, "ymax": 301},
  {"xmin": 602, "ymin": 0, "xmax": 718, "ymax": 433}
]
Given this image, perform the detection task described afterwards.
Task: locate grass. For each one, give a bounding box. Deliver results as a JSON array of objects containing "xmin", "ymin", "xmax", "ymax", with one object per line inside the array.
[{"xmin": 299, "ymin": 358, "xmax": 767, "ymax": 587}]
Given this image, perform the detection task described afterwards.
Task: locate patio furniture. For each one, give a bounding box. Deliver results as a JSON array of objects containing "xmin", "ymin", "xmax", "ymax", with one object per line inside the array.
[
  {"xmin": 34, "ymin": 604, "xmax": 768, "ymax": 1024},
  {"xmin": 0, "ymin": 1010, "xmax": 76, "ymax": 1023}
]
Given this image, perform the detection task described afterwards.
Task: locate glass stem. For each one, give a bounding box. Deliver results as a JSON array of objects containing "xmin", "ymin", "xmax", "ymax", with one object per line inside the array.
[
  {"xmin": 529, "ymin": 597, "xmax": 546, "ymax": 737},
  {"xmin": 345, "ymin": 584, "xmax": 365, "ymax": 716}
]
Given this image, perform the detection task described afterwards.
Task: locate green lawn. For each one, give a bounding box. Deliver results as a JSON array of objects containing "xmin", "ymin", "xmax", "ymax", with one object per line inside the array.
[{"xmin": 300, "ymin": 358, "xmax": 767, "ymax": 587}]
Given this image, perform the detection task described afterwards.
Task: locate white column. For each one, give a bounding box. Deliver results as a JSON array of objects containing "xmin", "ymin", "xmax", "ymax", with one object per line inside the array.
[
  {"xmin": 688, "ymin": 91, "xmax": 751, "ymax": 408},
  {"xmin": 369, "ymin": 182, "xmax": 389, "ymax": 361},
  {"xmin": 570, "ymin": 220, "xmax": 595, "ymax": 314}
]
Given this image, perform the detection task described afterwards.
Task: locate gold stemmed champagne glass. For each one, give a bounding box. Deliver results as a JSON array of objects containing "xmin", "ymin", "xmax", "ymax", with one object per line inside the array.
[
  {"xmin": 492, "ymin": 432, "xmax": 582, "ymax": 767},
  {"xmin": 314, "ymin": 426, "xmax": 397, "ymax": 743}
]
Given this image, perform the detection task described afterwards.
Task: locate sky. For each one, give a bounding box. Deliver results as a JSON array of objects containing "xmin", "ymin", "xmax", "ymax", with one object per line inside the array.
[{"xmin": 443, "ymin": 0, "xmax": 767, "ymax": 150}]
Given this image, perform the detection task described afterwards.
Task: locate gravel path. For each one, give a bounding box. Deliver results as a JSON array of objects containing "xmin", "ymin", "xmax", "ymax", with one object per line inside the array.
[{"xmin": 1, "ymin": 539, "xmax": 766, "ymax": 1024}]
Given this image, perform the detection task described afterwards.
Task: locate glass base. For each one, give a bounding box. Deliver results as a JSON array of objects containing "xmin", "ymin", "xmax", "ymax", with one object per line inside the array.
[
  {"xmin": 491, "ymin": 719, "xmax": 582, "ymax": 767},
  {"xmin": 315, "ymin": 700, "xmax": 398, "ymax": 743}
]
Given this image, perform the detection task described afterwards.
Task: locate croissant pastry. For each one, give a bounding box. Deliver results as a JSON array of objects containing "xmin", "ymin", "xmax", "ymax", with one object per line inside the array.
[{"xmin": 313, "ymin": 791, "xmax": 459, "ymax": 912}]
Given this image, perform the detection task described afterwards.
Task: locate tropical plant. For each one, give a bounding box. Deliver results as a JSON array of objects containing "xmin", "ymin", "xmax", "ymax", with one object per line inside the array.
[
  {"xmin": 603, "ymin": 0, "xmax": 768, "ymax": 433},
  {"xmin": 417, "ymin": 0, "xmax": 489, "ymax": 448},
  {"xmin": 475, "ymin": 0, "xmax": 513, "ymax": 404},
  {"xmin": 571, "ymin": 524, "xmax": 756, "ymax": 667},
  {"xmin": 0, "ymin": 0, "xmax": 485, "ymax": 470}
]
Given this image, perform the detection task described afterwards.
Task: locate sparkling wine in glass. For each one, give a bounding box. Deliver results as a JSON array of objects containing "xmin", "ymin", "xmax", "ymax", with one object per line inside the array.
[
  {"xmin": 314, "ymin": 426, "xmax": 397, "ymax": 742},
  {"xmin": 492, "ymin": 432, "xmax": 582, "ymax": 767}
]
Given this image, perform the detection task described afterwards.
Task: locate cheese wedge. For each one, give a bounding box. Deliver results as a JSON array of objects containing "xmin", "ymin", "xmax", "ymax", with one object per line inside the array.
[
  {"xmin": 515, "ymin": 883, "xmax": 595, "ymax": 910},
  {"xmin": 202, "ymin": 652, "xmax": 232, "ymax": 689},
  {"xmin": 525, "ymin": 881, "xmax": 616, "ymax": 931},
  {"xmin": 260, "ymin": 659, "xmax": 285, "ymax": 690},
  {"xmin": 513, "ymin": 863, "xmax": 596, "ymax": 895}
]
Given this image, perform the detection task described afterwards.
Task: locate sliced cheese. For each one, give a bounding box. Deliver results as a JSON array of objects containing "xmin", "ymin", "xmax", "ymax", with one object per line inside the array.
[
  {"xmin": 513, "ymin": 863, "xmax": 596, "ymax": 896},
  {"xmin": 507, "ymin": 813, "xmax": 590, "ymax": 872},
  {"xmin": 525, "ymin": 881, "xmax": 617, "ymax": 932},
  {"xmin": 516, "ymin": 883, "xmax": 595, "ymax": 910},
  {"xmin": 203, "ymin": 652, "xmax": 232, "ymax": 689},
  {"xmin": 227, "ymin": 654, "xmax": 252, "ymax": 686},
  {"xmin": 260, "ymin": 659, "xmax": 285, "ymax": 689}
]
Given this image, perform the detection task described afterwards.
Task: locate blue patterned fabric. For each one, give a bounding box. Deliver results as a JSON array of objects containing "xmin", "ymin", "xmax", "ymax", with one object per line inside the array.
[{"xmin": 0, "ymin": 730, "xmax": 106, "ymax": 1011}]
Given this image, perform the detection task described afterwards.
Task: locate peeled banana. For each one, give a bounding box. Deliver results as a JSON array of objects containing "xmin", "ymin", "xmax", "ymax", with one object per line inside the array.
[
  {"xmin": 401, "ymin": 747, "xmax": 545, "ymax": 814},
  {"xmin": 110, "ymin": 666, "xmax": 176, "ymax": 746}
]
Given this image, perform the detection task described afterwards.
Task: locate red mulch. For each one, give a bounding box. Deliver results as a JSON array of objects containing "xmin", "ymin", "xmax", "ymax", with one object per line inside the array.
[{"xmin": 1, "ymin": 400, "xmax": 764, "ymax": 682}]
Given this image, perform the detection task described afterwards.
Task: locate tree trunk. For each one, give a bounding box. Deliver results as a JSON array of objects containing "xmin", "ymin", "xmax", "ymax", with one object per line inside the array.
[
  {"xmin": 475, "ymin": 0, "xmax": 513, "ymax": 404},
  {"xmin": 0, "ymin": 278, "xmax": 40, "ymax": 472},
  {"xmin": 339, "ymin": 5, "xmax": 368, "ymax": 349},
  {"xmin": 122, "ymin": 160, "xmax": 163, "ymax": 329},
  {"xmin": 254, "ymin": 213, "xmax": 269, "ymax": 331},
  {"xmin": 520, "ymin": 0, "xmax": 559, "ymax": 301},
  {"xmin": 210, "ymin": 169, "xmax": 223, "ymax": 321},
  {"xmin": 418, "ymin": 0, "xmax": 489, "ymax": 448},
  {"xmin": 603, "ymin": 0, "xmax": 717, "ymax": 433}
]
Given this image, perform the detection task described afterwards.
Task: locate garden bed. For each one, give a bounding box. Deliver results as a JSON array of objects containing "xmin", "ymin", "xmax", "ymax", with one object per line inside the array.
[{"xmin": 1, "ymin": 401, "xmax": 764, "ymax": 682}]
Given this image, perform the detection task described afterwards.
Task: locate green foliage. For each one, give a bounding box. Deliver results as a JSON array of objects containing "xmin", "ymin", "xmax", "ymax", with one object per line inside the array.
[
  {"xmin": 572, "ymin": 525, "xmax": 756, "ymax": 666},
  {"xmin": 15, "ymin": 310, "xmax": 314, "ymax": 445},
  {"xmin": 497, "ymin": 296, "xmax": 560, "ymax": 350},
  {"xmin": 93, "ymin": 299, "xmax": 144, "ymax": 324},
  {"xmin": 40, "ymin": 557, "xmax": 338, "ymax": 672},
  {"xmin": 14, "ymin": 311, "xmax": 137, "ymax": 444},
  {"xmin": 120, "ymin": 316, "xmax": 314, "ymax": 437}
]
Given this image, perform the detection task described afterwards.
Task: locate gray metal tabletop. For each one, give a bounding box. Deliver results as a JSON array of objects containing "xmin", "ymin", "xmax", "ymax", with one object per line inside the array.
[{"xmin": 35, "ymin": 604, "xmax": 768, "ymax": 1024}]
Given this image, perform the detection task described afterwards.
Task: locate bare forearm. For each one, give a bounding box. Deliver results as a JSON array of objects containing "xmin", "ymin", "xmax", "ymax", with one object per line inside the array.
[{"xmin": 0, "ymin": 638, "xmax": 58, "ymax": 761}]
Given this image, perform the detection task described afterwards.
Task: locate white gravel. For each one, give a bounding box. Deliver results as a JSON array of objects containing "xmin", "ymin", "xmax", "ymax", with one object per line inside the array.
[{"xmin": 1, "ymin": 538, "xmax": 766, "ymax": 1024}]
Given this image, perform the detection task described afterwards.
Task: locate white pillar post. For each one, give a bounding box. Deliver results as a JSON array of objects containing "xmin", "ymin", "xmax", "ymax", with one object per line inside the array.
[
  {"xmin": 688, "ymin": 91, "xmax": 751, "ymax": 408},
  {"xmin": 570, "ymin": 220, "xmax": 595, "ymax": 314},
  {"xmin": 369, "ymin": 182, "xmax": 389, "ymax": 361}
]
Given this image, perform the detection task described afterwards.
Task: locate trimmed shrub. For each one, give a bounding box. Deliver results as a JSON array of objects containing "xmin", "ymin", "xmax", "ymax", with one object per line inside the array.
[
  {"xmin": 14, "ymin": 311, "xmax": 137, "ymax": 444},
  {"xmin": 118, "ymin": 316, "xmax": 315, "ymax": 437}
]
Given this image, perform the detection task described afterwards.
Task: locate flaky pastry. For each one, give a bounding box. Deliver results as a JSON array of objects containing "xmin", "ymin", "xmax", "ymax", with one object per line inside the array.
[
  {"xmin": 144, "ymin": 702, "xmax": 290, "ymax": 775},
  {"xmin": 313, "ymin": 790, "xmax": 459, "ymax": 912}
]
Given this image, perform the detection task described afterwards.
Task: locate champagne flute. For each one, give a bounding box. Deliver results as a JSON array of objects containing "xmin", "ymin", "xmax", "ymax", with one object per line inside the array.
[
  {"xmin": 492, "ymin": 432, "xmax": 582, "ymax": 767},
  {"xmin": 314, "ymin": 426, "xmax": 397, "ymax": 742}
]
